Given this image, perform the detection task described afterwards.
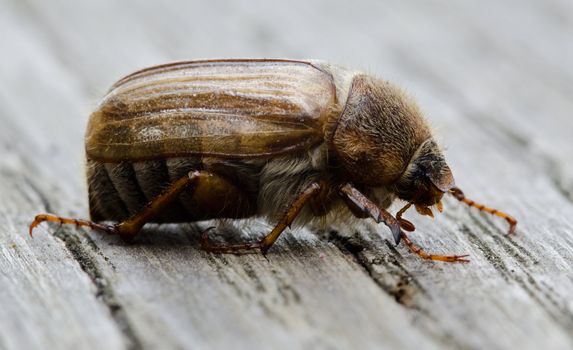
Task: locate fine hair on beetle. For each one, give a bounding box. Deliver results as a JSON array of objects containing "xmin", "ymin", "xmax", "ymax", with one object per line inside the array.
[{"xmin": 30, "ymin": 59, "xmax": 517, "ymax": 263}]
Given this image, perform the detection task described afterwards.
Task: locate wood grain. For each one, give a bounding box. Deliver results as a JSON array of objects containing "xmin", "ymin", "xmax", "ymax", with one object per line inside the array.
[{"xmin": 1, "ymin": 0, "xmax": 572, "ymax": 349}]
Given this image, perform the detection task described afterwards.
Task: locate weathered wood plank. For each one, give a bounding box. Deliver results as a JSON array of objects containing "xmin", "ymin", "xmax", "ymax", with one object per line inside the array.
[
  {"xmin": 1, "ymin": 0, "xmax": 572, "ymax": 349},
  {"xmin": 0, "ymin": 6, "xmax": 127, "ymax": 349},
  {"xmin": 0, "ymin": 1, "xmax": 445, "ymax": 349}
]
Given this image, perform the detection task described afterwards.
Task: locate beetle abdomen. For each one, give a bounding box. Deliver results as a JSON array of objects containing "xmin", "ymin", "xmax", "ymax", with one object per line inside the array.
[{"xmin": 86, "ymin": 157, "xmax": 261, "ymax": 223}]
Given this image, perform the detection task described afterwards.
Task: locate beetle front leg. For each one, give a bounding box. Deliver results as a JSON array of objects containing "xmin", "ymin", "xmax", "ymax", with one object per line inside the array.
[
  {"xmin": 399, "ymin": 233, "xmax": 469, "ymax": 263},
  {"xmin": 201, "ymin": 182, "xmax": 322, "ymax": 254},
  {"xmin": 338, "ymin": 183, "xmax": 469, "ymax": 263},
  {"xmin": 339, "ymin": 183, "xmax": 402, "ymax": 244}
]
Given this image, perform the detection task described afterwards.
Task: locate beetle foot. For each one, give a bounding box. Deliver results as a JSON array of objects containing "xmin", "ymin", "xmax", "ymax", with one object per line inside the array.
[
  {"xmin": 400, "ymin": 231, "xmax": 470, "ymax": 263},
  {"xmin": 29, "ymin": 213, "xmax": 119, "ymax": 237}
]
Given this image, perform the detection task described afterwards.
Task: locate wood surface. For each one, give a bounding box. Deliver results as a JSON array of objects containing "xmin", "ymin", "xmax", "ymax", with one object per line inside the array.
[{"xmin": 0, "ymin": 0, "xmax": 572, "ymax": 349}]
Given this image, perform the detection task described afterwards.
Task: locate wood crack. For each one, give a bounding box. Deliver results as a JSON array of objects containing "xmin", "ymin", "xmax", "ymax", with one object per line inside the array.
[
  {"xmin": 319, "ymin": 229, "xmax": 424, "ymax": 307},
  {"xmin": 461, "ymin": 224, "xmax": 573, "ymax": 333},
  {"xmin": 51, "ymin": 228, "xmax": 143, "ymax": 350},
  {"xmin": 320, "ymin": 229, "xmax": 473, "ymax": 350},
  {"xmin": 24, "ymin": 176, "xmax": 143, "ymax": 350}
]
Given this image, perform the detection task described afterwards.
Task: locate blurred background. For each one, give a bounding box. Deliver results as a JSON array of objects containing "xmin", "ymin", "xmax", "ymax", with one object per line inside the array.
[
  {"xmin": 1, "ymin": 1, "xmax": 573, "ymax": 349},
  {"xmin": 2, "ymin": 0, "xmax": 572, "ymax": 195}
]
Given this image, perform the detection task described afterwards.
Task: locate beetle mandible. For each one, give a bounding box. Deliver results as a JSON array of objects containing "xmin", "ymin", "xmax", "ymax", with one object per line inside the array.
[{"xmin": 30, "ymin": 59, "xmax": 517, "ymax": 262}]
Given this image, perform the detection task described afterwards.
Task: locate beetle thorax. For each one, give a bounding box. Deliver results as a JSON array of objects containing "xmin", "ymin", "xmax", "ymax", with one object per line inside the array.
[{"xmin": 330, "ymin": 74, "xmax": 432, "ymax": 186}]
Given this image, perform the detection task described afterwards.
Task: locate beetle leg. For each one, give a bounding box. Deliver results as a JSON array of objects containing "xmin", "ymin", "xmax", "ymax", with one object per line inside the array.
[
  {"xmin": 338, "ymin": 183, "xmax": 402, "ymax": 245},
  {"xmin": 338, "ymin": 183, "xmax": 469, "ymax": 263},
  {"xmin": 112, "ymin": 170, "xmax": 211, "ymax": 238},
  {"xmin": 201, "ymin": 182, "xmax": 322, "ymax": 254},
  {"xmin": 30, "ymin": 170, "xmax": 207, "ymax": 239},
  {"xmin": 29, "ymin": 214, "xmax": 119, "ymax": 237},
  {"xmin": 399, "ymin": 231, "xmax": 470, "ymax": 263},
  {"xmin": 449, "ymin": 187, "xmax": 517, "ymax": 235}
]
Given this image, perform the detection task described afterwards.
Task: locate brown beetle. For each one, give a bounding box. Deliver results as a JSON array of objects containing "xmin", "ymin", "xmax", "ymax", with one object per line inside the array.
[{"xmin": 30, "ymin": 59, "xmax": 516, "ymax": 262}]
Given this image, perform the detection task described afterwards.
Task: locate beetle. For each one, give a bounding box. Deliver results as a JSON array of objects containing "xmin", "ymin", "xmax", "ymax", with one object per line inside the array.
[{"xmin": 30, "ymin": 59, "xmax": 517, "ymax": 262}]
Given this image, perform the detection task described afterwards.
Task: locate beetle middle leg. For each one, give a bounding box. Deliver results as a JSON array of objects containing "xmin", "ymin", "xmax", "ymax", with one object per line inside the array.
[{"xmin": 201, "ymin": 182, "xmax": 322, "ymax": 254}]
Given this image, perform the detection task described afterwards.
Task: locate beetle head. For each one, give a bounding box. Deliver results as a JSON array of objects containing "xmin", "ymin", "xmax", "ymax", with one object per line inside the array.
[
  {"xmin": 392, "ymin": 139, "xmax": 455, "ymax": 207},
  {"xmin": 332, "ymin": 75, "xmax": 433, "ymax": 186}
]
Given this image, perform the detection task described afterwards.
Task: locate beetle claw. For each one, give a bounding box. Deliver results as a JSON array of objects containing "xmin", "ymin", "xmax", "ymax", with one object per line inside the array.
[{"xmin": 392, "ymin": 225, "xmax": 402, "ymax": 245}]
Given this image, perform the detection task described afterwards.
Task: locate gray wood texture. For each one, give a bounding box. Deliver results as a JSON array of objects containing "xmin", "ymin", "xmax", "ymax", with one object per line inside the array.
[{"xmin": 1, "ymin": 0, "xmax": 572, "ymax": 349}]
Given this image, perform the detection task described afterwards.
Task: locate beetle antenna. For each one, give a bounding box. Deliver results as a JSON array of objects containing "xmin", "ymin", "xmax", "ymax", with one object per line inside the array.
[
  {"xmin": 29, "ymin": 214, "xmax": 118, "ymax": 237},
  {"xmin": 449, "ymin": 187, "xmax": 517, "ymax": 235}
]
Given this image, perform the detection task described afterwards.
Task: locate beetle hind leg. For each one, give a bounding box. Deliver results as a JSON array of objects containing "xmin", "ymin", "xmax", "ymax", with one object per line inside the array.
[
  {"xmin": 29, "ymin": 214, "xmax": 119, "ymax": 237},
  {"xmin": 30, "ymin": 170, "xmax": 204, "ymax": 239}
]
